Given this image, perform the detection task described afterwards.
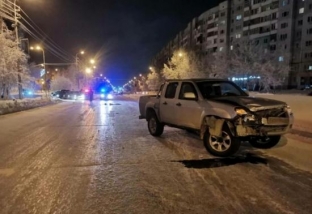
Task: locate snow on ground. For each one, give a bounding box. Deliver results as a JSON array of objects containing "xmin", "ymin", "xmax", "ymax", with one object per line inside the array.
[{"xmin": 0, "ymin": 97, "xmax": 56, "ymax": 115}]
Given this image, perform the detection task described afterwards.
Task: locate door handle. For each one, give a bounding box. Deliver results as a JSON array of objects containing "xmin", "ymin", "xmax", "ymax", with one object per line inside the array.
[
  {"xmin": 163, "ymin": 102, "xmax": 167, "ymax": 105},
  {"xmin": 176, "ymin": 103, "xmax": 182, "ymax": 106}
]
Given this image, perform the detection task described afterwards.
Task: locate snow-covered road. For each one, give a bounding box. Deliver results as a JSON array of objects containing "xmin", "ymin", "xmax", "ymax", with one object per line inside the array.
[{"xmin": 0, "ymin": 96, "xmax": 311, "ymax": 214}]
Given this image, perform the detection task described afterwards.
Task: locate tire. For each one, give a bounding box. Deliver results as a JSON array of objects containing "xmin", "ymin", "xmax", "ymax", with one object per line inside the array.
[
  {"xmin": 147, "ymin": 113, "xmax": 164, "ymax": 137},
  {"xmin": 249, "ymin": 136, "xmax": 281, "ymax": 149},
  {"xmin": 203, "ymin": 125, "xmax": 241, "ymax": 157}
]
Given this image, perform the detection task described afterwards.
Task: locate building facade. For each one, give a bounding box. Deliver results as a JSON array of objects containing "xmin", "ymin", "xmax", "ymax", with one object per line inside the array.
[{"xmin": 151, "ymin": 0, "xmax": 312, "ymax": 89}]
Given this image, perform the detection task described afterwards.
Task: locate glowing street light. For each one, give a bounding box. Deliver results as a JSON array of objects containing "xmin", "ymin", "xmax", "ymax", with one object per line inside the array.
[
  {"xmin": 93, "ymin": 66, "xmax": 96, "ymax": 69},
  {"xmin": 134, "ymin": 77, "xmax": 137, "ymax": 80},
  {"xmin": 90, "ymin": 59, "xmax": 95, "ymax": 64},
  {"xmin": 100, "ymin": 74, "xmax": 103, "ymax": 77},
  {"xmin": 55, "ymin": 68, "xmax": 58, "ymax": 71},
  {"xmin": 86, "ymin": 68, "xmax": 92, "ymax": 74},
  {"xmin": 139, "ymin": 74, "xmax": 142, "ymax": 77},
  {"xmin": 30, "ymin": 45, "xmax": 46, "ymax": 92},
  {"xmin": 178, "ymin": 52, "xmax": 183, "ymax": 57}
]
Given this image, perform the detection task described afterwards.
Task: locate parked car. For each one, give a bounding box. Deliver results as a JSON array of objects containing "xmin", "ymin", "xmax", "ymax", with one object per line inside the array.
[
  {"xmin": 139, "ymin": 79, "xmax": 294, "ymax": 157},
  {"xmin": 51, "ymin": 90, "xmax": 70, "ymax": 99},
  {"xmin": 63, "ymin": 91, "xmax": 85, "ymax": 100}
]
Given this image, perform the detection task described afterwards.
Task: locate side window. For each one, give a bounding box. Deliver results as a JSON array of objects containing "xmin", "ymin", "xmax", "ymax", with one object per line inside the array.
[
  {"xmin": 179, "ymin": 82, "xmax": 198, "ymax": 100},
  {"xmin": 165, "ymin": 82, "xmax": 178, "ymax": 99}
]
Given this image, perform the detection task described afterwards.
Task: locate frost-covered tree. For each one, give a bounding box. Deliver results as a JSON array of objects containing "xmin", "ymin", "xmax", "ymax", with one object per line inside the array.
[
  {"xmin": 58, "ymin": 64, "xmax": 80, "ymax": 90},
  {"xmin": 205, "ymin": 52, "xmax": 230, "ymax": 78},
  {"xmin": 0, "ymin": 32, "xmax": 30, "ymax": 99},
  {"xmin": 162, "ymin": 49, "xmax": 208, "ymax": 79},
  {"xmin": 146, "ymin": 71, "xmax": 161, "ymax": 91},
  {"xmin": 229, "ymin": 38, "xmax": 290, "ymax": 91},
  {"xmin": 51, "ymin": 76, "xmax": 73, "ymax": 91},
  {"xmin": 255, "ymin": 50, "xmax": 290, "ymax": 91}
]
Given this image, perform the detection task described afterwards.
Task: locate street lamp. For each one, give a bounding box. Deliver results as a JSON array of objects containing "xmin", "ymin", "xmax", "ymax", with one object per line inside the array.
[
  {"xmin": 30, "ymin": 45, "xmax": 46, "ymax": 91},
  {"xmin": 178, "ymin": 52, "xmax": 183, "ymax": 57},
  {"xmin": 86, "ymin": 68, "xmax": 92, "ymax": 74},
  {"xmin": 75, "ymin": 50, "xmax": 85, "ymax": 65},
  {"xmin": 90, "ymin": 59, "xmax": 95, "ymax": 64},
  {"xmin": 93, "ymin": 66, "xmax": 96, "ymax": 69},
  {"xmin": 139, "ymin": 74, "xmax": 142, "ymax": 77}
]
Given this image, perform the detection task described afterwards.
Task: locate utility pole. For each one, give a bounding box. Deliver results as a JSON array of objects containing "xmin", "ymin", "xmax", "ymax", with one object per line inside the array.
[{"xmin": 14, "ymin": 0, "xmax": 23, "ymax": 99}]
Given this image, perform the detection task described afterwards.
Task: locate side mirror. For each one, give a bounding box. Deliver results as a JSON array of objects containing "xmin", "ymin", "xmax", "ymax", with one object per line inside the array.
[{"xmin": 184, "ymin": 92, "xmax": 196, "ymax": 99}]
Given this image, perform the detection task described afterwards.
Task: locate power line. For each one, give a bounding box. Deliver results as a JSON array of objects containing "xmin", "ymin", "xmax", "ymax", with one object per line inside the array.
[
  {"xmin": 19, "ymin": 16, "xmax": 73, "ymax": 60},
  {"xmin": 20, "ymin": 8, "xmax": 74, "ymax": 59},
  {"xmin": 20, "ymin": 23, "xmax": 72, "ymax": 62}
]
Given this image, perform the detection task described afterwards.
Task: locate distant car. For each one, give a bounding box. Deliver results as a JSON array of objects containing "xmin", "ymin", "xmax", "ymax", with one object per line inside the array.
[
  {"xmin": 100, "ymin": 91, "xmax": 113, "ymax": 100},
  {"xmin": 51, "ymin": 90, "xmax": 70, "ymax": 99},
  {"xmin": 64, "ymin": 91, "xmax": 85, "ymax": 100}
]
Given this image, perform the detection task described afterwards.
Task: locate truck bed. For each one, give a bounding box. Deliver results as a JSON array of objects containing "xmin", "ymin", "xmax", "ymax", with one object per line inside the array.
[{"xmin": 139, "ymin": 95, "xmax": 157, "ymax": 119}]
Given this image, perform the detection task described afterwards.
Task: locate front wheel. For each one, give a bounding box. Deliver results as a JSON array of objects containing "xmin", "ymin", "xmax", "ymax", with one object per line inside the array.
[
  {"xmin": 249, "ymin": 136, "xmax": 281, "ymax": 149},
  {"xmin": 203, "ymin": 126, "xmax": 241, "ymax": 157},
  {"xmin": 147, "ymin": 113, "xmax": 164, "ymax": 137}
]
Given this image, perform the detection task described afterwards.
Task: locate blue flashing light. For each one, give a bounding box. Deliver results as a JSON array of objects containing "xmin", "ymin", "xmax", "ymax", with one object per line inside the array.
[
  {"xmin": 101, "ymin": 88, "xmax": 106, "ymax": 93},
  {"xmin": 28, "ymin": 91, "xmax": 33, "ymax": 95}
]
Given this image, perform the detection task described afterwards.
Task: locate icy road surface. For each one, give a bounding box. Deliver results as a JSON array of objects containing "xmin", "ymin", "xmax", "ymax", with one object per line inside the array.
[{"xmin": 0, "ymin": 96, "xmax": 311, "ymax": 214}]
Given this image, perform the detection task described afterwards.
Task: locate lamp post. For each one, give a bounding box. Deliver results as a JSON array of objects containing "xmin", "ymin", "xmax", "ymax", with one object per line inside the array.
[
  {"xmin": 30, "ymin": 46, "xmax": 46, "ymax": 93},
  {"xmin": 75, "ymin": 50, "xmax": 84, "ymax": 89}
]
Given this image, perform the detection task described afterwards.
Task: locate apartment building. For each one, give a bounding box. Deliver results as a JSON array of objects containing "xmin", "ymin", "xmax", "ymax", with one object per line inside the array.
[{"xmin": 152, "ymin": 0, "xmax": 312, "ymax": 89}]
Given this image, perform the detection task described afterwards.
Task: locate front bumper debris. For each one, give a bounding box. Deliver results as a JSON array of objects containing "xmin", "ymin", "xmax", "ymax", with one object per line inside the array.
[{"xmin": 235, "ymin": 108, "xmax": 294, "ymax": 137}]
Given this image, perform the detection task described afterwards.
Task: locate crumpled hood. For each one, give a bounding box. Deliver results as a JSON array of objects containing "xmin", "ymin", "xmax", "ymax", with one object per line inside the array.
[{"xmin": 211, "ymin": 96, "xmax": 286, "ymax": 111}]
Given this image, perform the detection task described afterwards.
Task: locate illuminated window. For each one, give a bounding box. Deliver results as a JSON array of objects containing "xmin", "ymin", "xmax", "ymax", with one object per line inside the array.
[
  {"xmin": 299, "ymin": 8, "xmax": 304, "ymax": 14},
  {"xmin": 279, "ymin": 56, "xmax": 284, "ymax": 62},
  {"xmin": 236, "ymin": 15, "xmax": 242, "ymax": 20}
]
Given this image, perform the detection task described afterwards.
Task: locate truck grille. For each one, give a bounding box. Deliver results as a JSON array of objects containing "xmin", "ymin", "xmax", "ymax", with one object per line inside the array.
[{"xmin": 255, "ymin": 108, "xmax": 286, "ymax": 118}]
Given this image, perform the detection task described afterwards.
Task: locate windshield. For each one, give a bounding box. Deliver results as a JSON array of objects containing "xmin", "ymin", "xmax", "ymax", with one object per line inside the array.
[{"xmin": 196, "ymin": 81, "xmax": 248, "ymax": 99}]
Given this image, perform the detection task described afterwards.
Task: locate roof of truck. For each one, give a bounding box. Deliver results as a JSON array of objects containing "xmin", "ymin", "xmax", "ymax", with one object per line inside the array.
[{"xmin": 165, "ymin": 78, "xmax": 229, "ymax": 82}]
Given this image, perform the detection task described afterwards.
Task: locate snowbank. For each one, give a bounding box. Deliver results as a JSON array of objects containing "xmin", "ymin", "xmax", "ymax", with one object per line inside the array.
[{"xmin": 0, "ymin": 98, "xmax": 56, "ymax": 115}]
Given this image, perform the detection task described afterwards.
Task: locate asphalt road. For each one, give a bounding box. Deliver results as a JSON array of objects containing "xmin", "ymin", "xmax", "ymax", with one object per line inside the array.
[{"xmin": 0, "ymin": 96, "xmax": 311, "ymax": 214}]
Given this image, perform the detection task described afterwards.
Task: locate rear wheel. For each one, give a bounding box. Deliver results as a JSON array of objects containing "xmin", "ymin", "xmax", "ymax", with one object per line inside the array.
[
  {"xmin": 203, "ymin": 126, "xmax": 241, "ymax": 157},
  {"xmin": 147, "ymin": 113, "xmax": 164, "ymax": 137},
  {"xmin": 249, "ymin": 136, "xmax": 281, "ymax": 149}
]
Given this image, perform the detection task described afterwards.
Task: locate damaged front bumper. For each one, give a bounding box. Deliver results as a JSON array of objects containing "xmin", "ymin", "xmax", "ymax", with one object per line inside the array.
[{"xmin": 235, "ymin": 108, "xmax": 294, "ymax": 137}]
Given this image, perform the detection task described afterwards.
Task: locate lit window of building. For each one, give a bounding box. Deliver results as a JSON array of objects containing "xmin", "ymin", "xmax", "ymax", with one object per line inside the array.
[{"xmin": 236, "ymin": 15, "xmax": 242, "ymax": 20}]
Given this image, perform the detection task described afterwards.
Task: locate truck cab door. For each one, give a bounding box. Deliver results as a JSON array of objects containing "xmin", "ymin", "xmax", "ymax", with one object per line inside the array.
[
  {"xmin": 159, "ymin": 82, "xmax": 179, "ymax": 124},
  {"xmin": 174, "ymin": 82, "xmax": 202, "ymax": 129}
]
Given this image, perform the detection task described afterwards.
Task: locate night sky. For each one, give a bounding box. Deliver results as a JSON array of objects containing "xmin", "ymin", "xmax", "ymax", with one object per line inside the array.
[{"xmin": 20, "ymin": 0, "xmax": 222, "ymax": 86}]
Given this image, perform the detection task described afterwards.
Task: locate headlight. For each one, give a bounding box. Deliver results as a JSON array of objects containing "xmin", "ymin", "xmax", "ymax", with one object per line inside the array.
[
  {"xmin": 285, "ymin": 105, "xmax": 293, "ymax": 114},
  {"xmin": 100, "ymin": 94, "xmax": 105, "ymax": 98},
  {"xmin": 235, "ymin": 108, "xmax": 248, "ymax": 115}
]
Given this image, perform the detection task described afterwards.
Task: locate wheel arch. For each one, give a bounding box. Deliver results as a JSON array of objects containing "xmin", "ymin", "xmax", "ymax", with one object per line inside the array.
[{"xmin": 200, "ymin": 115, "xmax": 236, "ymax": 140}]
